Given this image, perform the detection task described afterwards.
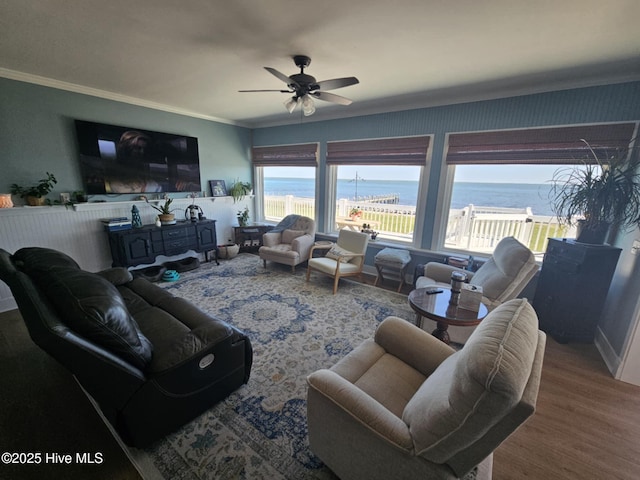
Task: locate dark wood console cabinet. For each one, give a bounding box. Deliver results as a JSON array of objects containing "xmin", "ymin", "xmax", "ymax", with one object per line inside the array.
[
  {"xmin": 532, "ymin": 238, "xmax": 621, "ymax": 343},
  {"xmin": 108, "ymin": 220, "xmax": 217, "ymax": 267},
  {"xmin": 233, "ymin": 225, "xmax": 274, "ymax": 253}
]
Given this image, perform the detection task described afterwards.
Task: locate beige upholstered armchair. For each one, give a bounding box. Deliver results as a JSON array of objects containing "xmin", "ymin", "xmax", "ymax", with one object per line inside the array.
[
  {"xmin": 307, "ymin": 298, "xmax": 546, "ymax": 480},
  {"xmin": 306, "ymin": 229, "xmax": 369, "ymax": 294},
  {"xmin": 259, "ymin": 215, "xmax": 315, "ymax": 272},
  {"xmin": 416, "ymin": 236, "xmax": 538, "ymax": 311}
]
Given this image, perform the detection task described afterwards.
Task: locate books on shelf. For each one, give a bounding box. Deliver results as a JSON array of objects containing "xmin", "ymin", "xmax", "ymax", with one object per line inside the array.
[
  {"xmin": 101, "ymin": 217, "xmax": 132, "ymax": 231},
  {"xmin": 101, "ymin": 217, "xmax": 129, "ymax": 224}
]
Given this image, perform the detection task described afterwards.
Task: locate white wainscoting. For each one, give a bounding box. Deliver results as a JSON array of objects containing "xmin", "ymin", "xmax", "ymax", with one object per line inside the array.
[{"xmin": 0, "ymin": 196, "xmax": 250, "ymax": 312}]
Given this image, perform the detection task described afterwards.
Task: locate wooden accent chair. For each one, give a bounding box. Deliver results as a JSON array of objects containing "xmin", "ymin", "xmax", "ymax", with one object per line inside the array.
[{"xmin": 306, "ymin": 229, "xmax": 369, "ymax": 294}]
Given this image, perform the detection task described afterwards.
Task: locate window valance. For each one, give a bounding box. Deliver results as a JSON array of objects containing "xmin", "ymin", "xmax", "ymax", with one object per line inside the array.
[
  {"xmin": 252, "ymin": 143, "xmax": 318, "ymax": 167},
  {"xmin": 446, "ymin": 123, "xmax": 637, "ymax": 165},
  {"xmin": 326, "ymin": 136, "xmax": 430, "ymax": 165}
]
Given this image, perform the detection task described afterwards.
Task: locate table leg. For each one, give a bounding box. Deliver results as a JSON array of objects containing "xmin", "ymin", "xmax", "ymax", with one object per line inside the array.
[
  {"xmin": 432, "ymin": 321, "xmax": 451, "ymax": 345},
  {"xmin": 374, "ymin": 263, "xmax": 384, "ymax": 287},
  {"xmin": 415, "ymin": 313, "xmax": 422, "ymax": 328}
]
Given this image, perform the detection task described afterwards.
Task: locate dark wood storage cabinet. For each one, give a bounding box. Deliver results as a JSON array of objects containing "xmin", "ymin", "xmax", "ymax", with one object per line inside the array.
[
  {"xmin": 532, "ymin": 238, "xmax": 621, "ymax": 343},
  {"xmin": 108, "ymin": 220, "xmax": 217, "ymax": 267}
]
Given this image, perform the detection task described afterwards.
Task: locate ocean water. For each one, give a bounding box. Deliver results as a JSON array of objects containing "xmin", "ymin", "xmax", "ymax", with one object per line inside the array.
[{"xmin": 264, "ymin": 178, "xmax": 555, "ymax": 216}]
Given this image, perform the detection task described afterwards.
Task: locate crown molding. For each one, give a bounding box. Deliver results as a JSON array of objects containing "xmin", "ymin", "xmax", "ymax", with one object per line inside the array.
[{"xmin": 0, "ymin": 67, "xmax": 249, "ymax": 128}]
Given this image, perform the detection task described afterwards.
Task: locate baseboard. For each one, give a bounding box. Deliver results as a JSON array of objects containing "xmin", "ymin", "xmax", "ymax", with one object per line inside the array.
[{"xmin": 594, "ymin": 326, "xmax": 621, "ymax": 377}]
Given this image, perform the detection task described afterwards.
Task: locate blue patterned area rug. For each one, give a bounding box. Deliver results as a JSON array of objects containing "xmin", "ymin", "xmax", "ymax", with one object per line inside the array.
[{"xmin": 134, "ymin": 253, "xmax": 415, "ymax": 480}]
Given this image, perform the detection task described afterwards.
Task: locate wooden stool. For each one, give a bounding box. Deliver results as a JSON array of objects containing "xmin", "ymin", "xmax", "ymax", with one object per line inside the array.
[{"xmin": 374, "ymin": 248, "xmax": 411, "ymax": 292}]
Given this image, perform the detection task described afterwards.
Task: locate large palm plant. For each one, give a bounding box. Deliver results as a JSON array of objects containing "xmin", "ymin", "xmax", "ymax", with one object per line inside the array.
[{"xmin": 550, "ymin": 140, "xmax": 640, "ymax": 243}]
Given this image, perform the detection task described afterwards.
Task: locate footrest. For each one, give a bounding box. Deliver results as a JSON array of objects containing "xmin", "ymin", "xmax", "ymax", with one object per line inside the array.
[{"xmin": 374, "ymin": 248, "xmax": 412, "ymax": 292}]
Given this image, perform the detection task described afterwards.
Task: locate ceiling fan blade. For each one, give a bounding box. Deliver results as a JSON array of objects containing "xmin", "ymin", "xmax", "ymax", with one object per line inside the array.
[
  {"xmin": 313, "ymin": 77, "xmax": 359, "ymax": 91},
  {"xmin": 238, "ymin": 89, "xmax": 292, "ymax": 93},
  {"xmin": 310, "ymin": 91, "xmax": 353, "ymax": 105},
  {"xmin": 264, "ymin": 67, "xmax": 296, "ymax": 86}
]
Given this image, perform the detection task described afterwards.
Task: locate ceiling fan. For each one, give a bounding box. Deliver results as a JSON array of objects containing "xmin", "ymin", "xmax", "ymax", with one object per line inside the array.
[{"xmin": 239, "ymin": 55, "xmax": 359, "ymax": 116}]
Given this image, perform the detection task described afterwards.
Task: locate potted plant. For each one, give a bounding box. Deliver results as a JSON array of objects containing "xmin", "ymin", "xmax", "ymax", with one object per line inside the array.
[
  {"xmin": 73, "ymin": 190, "xmax": 88, "ymax": 203},
  {"xmin": 148, "ymin": 197, "xmax": 177, "ymax": 225},
  {"xmin": 237, "ymin": 207, "xmax": 250, "ymax": 227},
  {"xmin": 10, "ymin": 172, "xmax": 57, "ymax": 206},
  {"xmin": 550, "ymin": 140, "xmax": 640, "ymax": 244},
  {"xmin": 228, "ymin": 179, "xmax": 252, "ymax": 203}
]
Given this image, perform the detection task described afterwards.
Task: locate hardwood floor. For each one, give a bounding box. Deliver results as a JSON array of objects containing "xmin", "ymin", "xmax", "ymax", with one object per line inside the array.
[{"xmin": 363, "ymin": 272, "xmax": 640, "ymax": 480}]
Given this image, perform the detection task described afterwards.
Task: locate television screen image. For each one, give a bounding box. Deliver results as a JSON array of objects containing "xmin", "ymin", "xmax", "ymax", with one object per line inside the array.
[{"xmin": 75, "ymin": 120, "xmax": 202, "ymax": 194}]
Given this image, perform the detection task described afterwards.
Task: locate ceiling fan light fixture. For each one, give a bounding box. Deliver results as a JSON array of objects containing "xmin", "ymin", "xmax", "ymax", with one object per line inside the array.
[
  {"xmin": 302, "ymin": 94, "xmax": 316, "ymax": 116},
  {"xmin": 284, "ymin": 96, "xmax": 298, "ymax": 114}
]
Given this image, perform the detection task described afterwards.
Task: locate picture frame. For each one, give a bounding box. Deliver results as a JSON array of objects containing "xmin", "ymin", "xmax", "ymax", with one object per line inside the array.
[{"xmin": 209, "ymin": 180, "xmax": 227, "ymax": 197}]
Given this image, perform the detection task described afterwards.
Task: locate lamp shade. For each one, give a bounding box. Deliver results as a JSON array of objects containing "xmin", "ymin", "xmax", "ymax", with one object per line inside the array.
[
  {"xmin": 302, "ymin": 95, "xmax": 316, "ymax": 116},
  {"xmin": 284, "ymin": 96, "xmax": 299, "ymax": 114}
]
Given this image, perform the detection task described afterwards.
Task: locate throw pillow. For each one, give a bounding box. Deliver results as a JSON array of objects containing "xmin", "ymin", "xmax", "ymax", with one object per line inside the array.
[
  {"xmin": 326, "ymin": 245, "xmax": 356, "ymax": 263},
  {"xmin": 282, "ymin": 229, "xmax": 307, "ymax": 244}
]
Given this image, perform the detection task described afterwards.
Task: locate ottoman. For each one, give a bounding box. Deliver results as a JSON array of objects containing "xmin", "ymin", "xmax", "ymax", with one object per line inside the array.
[{"xmin": 374, "ymin": 247, "xmax": 412, "ymax": 292}]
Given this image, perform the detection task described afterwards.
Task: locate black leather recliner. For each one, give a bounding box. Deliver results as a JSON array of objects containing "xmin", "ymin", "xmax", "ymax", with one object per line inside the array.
[{"xmin": 0, "ymin": 247, "xmax": 253, "ymax": 447}]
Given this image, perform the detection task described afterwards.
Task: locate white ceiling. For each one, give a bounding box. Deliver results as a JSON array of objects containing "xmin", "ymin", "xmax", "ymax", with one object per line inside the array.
[{"xmin": 2, "ymin": 0, "xmax": 640, "ymax": 128}]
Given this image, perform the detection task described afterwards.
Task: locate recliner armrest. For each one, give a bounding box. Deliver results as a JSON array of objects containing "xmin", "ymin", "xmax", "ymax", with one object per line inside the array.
[
  {"xmin": 307, "ymin": 369, "xmax": 413, "ymax": 451},
  {"xmin": 423, "ymin": 262, "xmax": 475, "ymax": 284},
  {"xmin": 374, "ymin": 317, "xmax": 455, "ymax": 377}
]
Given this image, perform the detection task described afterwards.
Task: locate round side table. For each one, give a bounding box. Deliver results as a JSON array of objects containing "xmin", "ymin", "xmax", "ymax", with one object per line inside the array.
[{"xmin": 408, "ymin": 288, "xmax": 488, "ymax": 344}]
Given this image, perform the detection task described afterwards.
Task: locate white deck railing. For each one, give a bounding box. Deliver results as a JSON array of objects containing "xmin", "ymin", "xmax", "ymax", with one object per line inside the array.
[{"xmin": 264, "ymin": 195, "xmax": 573, "ymax": 254}]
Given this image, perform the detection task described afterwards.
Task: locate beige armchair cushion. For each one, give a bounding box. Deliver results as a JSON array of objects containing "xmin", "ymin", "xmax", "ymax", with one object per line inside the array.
[
  {"xmin": 325, "ymin": 244, "xmax": 357, "ymax": 263},
  {"xmin": 402, "ymin": 299, "xmax": 539, "ymax": 463},
  {"xmin": 282, "ymin": 229, "xmax": 307, "ymax": 244},
  {"xmin": 468, "ymin": 238, "xmax": 537, "ymax": 305}
]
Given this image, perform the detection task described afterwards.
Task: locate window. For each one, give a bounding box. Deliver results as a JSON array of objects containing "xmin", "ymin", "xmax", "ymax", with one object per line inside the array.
[
  {"xmin": 252, "ymin": 143, "xmax": 318, "ymax": 223},
  {"xmin": 326, "ymin": 136, "xmax": 430, "ymax": 244},
  {"xmin": 438, "ymin": 123, "xmax": 636, "ymax": 256}
]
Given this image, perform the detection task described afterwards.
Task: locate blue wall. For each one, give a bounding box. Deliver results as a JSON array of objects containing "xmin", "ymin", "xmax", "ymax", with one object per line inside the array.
[
  {"xmin": 253, "ymin": 82, "xmax": 640, "ymax": 246},
  {"xmin": 0, "ymin": 77, "xmax": 252, "ymax": 199},
  {"xmin": 2, "ymin": 76, "xmax": 640, "ymax": 359}
]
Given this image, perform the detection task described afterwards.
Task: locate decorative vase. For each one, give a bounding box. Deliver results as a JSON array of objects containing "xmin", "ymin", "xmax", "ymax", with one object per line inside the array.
[
  {"xmin": 576, "ymin": 220, "xmax": 610, "ymax": 244},
  {"xmin": 159, "ymin": 213, "xmax": 176, "ymax": 225},
  {"xmin": 0, "ymin": 194, "xmax": 13, "ymax": 208}
]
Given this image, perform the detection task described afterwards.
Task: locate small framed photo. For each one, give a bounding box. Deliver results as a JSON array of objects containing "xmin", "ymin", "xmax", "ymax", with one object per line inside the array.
[{"xmin": 209, "ymin": 180, "xmax": 227, "ymax": 197}]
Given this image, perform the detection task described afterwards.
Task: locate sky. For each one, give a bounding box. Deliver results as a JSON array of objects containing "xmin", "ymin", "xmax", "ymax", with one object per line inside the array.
[{"xmin": 265, "ymin": 165, "xmax": 565, "ymax": 184}]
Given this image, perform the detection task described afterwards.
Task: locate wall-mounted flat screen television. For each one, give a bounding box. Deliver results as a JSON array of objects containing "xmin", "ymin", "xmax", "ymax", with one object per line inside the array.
[{"xmin": 75, "ymin": 120, "xmax": 201, "ymax": 195}]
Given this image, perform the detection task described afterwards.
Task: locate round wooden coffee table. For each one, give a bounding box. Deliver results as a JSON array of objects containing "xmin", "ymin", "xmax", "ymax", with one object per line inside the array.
[{"xmin": 408, "ymin": 288, "xmax": 488, "ymax": 344}]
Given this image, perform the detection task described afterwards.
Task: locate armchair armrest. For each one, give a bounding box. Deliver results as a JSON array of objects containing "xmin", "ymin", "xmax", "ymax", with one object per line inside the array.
[
  {"xmin": 292, "ymin": 234, "xmax": 315, "ymax": 259},
  {"xmin": 375, "ymin": 316, "xmax": 455, "ymax": 377},
  {"xmin": 307, "ymin": 369, "xmax": 413, "ymax": 451},
  {"xmin": 423, "ymin": 262, "xmax": 475, "ymax": 284},
  {"xmin": 262, "ymin": 232, "xmax": 282, "ymax": 247}
]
